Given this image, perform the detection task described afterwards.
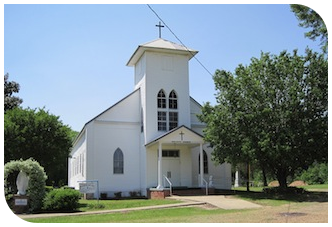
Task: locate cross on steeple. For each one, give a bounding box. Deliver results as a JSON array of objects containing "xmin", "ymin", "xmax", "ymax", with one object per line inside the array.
[{"xmin": 155, "ymin": 21, "xmax": 164, "ymax": 38}]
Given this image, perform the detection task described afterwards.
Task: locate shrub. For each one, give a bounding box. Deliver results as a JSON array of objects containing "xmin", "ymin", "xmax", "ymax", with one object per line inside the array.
[
  {"xmin": 4, "ymin": 158, "xmax": 47, "ymax": 212},
  {"xmin": 263, "ymin": 186, "xmax": 306, "ymax": 194},
  {"xmin": 114, "ymin": 191, "xmax": 122, "ymax": 198},
  {"xmin": 298, "ymin": 162, "xmax": 328, "ymax": 185},
  {"xmin": 43, "ymin": 188, "xmax": 81, "ymax": 211}
]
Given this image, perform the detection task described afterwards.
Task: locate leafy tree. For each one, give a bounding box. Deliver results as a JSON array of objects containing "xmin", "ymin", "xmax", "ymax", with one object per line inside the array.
[
  {"xmin": 291, "ymin": 4, "xmax": 328, "ymax": 53},
  {"xmin": 199, "ymin": 49, "xmax": 327, "ymax": 189},
  {"xmin": 4, "ymin": 107, "xmax": 73, "ymax": 186},
  {"xmin": 4, "ymin": 73, "xmax": 23, "ymax": 112}
]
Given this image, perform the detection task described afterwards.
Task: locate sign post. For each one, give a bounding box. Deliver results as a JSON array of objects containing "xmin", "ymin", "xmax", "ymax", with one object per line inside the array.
[{"xmin": 78, "ymin": 180, "xmax": 99, "ymax": 202}]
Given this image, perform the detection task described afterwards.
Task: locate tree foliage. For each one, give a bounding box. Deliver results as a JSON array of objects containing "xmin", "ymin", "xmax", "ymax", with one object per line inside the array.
[
  {"xmin": 291, "ymin": 4, "xmax": 328, "ymax": 53},
  {"xmin": 4, "ymin": 107, "xmax": 73, "ymax": 186},
  {"xmin": 296, "ymin": 162, "xmax": 328, "ymax": 185},
  {"xmin": 4, "ymin": 73, "xmax": 23, "ymax": 112},
  {"xmin": 199, "ymin": 49, "xmax": 327, "ymax": 188}
]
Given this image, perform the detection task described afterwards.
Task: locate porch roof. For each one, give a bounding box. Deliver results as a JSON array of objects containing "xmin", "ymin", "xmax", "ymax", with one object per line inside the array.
[{"xmin": 145, "ymin": 125, "xmax": 204, "ymax": 147}]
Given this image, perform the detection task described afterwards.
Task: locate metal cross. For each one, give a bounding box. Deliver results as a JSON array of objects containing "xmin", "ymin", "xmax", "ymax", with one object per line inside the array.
[
  {"xmin": 179, "ymin": 131, "xmax": 184, "ymax": 141},
  {"xmin": 155, "ymin": 21, "xmax": 164, "ymax": 38}
]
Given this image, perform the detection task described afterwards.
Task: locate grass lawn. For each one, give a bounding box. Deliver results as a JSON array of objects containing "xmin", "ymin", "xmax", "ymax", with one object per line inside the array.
[
  {"xmin": 24, "ymin": 184, "xmax": 328, "ymax": 223},
  {"xmin": 78, "ymin": 198, "xmax": 181, "ymax": 212},
  {"xmin": 231, "ymin": 184, "xmax": 328, "ymax": 206},
  {"xmin": 25, "ymin": 207, "xmax": 240, "ymax": 223}
]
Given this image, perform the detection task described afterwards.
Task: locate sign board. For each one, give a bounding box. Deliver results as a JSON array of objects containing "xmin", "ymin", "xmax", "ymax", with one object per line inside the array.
[
  {"xmin": 15, "ymin": 198, "xmax": 28, "ymax": 206},
  {"xmin": 79, "ymin": 181, "xmax": 97, "ymax": 194}
]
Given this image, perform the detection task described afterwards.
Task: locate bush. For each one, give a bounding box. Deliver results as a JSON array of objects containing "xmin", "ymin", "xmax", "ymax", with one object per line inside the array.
[
  {"xmin": 263, "ymin": 186, "xmax": 306, "ymax": 194},
  {"xmin": 4, "ymin": 159, "xmax": 47, "ymax": 212},
  {"xmin": 297, "ymin": 162, "xmax": 328, "ymax": 185},
  {"xmin": 43, "ymin": 188, "xmax": 81, "ymax": 211}
]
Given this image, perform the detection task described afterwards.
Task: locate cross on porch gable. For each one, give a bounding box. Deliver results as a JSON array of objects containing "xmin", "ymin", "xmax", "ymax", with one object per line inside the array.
[{"xmin": 179, "ymin": 131, "xmax": 184, "ymax": 141}]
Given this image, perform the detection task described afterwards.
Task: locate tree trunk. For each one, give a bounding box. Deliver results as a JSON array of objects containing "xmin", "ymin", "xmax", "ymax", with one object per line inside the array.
[
  {"xmin": 276, "ymin": 169, "xmax": 288, "ymax": 189},
  {"xmin": 262, "ymin": 167, "xmax": 268, "ymax": 187},
  {"xmin": 246, "ymin": 163, "xmax": 250, "ymax": 192}
]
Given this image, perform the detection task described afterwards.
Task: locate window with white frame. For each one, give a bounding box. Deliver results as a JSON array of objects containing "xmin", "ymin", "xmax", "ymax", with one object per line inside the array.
[
  {"xmin": 157, "ymin": 89, "xmax": 179, "ymax": 131},
  {"xmin": 113, "ymin": 148, "xmax": 124, "ymax": 174}
]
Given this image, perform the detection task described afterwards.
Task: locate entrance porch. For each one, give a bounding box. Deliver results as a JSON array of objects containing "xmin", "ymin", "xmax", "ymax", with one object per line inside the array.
[{"xmin": 146, "ymin": 125, "xmax": 209, "ymax": 196}]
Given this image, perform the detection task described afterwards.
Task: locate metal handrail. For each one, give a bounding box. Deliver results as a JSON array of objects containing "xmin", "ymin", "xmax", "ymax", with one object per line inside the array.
[
  {"xmin": 163, "ymin": 175, "xmax": 172, "ymax": 196},
  {"xmin": 202, "ymin": 177, "xmax": 208, "ymax": 195}
]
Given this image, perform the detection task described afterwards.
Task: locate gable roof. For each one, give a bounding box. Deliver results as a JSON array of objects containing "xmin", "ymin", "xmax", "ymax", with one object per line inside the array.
[
  {"xmin": 72, "ymin": 88, "xmax": 140, "ymax": 146},
  {"xmin": 146, "ymin": 125, "xmax": 203, "ymax": 147},
  {"xmin": 127, "ymin": 38, "xmax": 198, "ymax": 66}
]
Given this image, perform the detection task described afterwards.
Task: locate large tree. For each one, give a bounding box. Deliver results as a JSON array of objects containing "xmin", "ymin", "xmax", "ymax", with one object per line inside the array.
[
  {"xmin": 291, "ymin": 4, "xmax": 328, "ymax": 53},
  {"xmin": 4, "ymin": 107, "xmax": 73, "ymax": 186},
  {"xmin": 4, "ymin": 73, "xmax": 23, "ymax": 112},
  {"xmin": 199, "ymin": 49, "xmax": 327, "ymax": 188}
]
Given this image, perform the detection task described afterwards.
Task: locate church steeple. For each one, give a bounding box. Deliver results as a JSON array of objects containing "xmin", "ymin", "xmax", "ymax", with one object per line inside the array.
[{"xmin": 127, "ymin": 38, "xmax": 198, "ymax": 143}]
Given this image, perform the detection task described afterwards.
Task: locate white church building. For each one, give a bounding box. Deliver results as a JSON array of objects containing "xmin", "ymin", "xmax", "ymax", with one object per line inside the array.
[{"xmin": 68, "ymin": 38, "xmax": 232, "ymax": 198}]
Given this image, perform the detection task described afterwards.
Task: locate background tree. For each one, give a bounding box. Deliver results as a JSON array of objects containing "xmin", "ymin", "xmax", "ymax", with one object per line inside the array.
[
  {"xmin": 199, "ymin": 49, "xmax": 327, "ymax": 189},
  {"xmin": 4, "ymin": 107, "xmax": 74, "ymax": 186},
  {"xmin": 4, "ymin": 73, "xmax": 23, "ymax": 112},
  {"xmin": 291, "ymin": 4, "xmax": 328, "ymax": 53}
]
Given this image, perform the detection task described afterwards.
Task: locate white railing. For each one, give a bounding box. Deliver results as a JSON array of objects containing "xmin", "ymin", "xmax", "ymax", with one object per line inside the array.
[
  {"xmin": 202, "ymin": 177, "xmax": 208, "ymax": 195},
  {"xmin": 163, "ymin": 175, "xmax": 172, "ymax": 196}
]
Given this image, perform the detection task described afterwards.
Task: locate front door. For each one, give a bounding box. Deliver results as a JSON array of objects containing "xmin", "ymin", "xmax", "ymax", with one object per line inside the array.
[{"xmin": 162, "ymin": 150, "xmax": 181, "ymax": 187}]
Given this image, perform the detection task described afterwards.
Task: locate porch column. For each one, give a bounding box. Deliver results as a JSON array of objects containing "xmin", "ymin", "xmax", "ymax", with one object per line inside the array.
[
  {"xmin": 199, "ymin": 143, "xmax": 204, "ymax": 187},
  {"xmin": 157, "ymin": 142, "xmax": 163, "ymax": 189}
]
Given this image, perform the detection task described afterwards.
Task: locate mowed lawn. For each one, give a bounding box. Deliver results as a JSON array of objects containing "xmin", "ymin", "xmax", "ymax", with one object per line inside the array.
[{"xmin": 24, "ymin": 185, "xmax": 328, "ymax": 223}]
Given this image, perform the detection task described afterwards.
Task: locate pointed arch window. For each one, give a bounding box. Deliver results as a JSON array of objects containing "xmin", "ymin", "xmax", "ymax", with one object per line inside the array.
[
  {"xmin": 198, "ymin": 150, "xmax": 208, "ymax": 174},
  {"xmin": 113, "ymin": 148, "xmax": 124, "ymax": 174},
  {"xmin": 157, "ymin": 89, "xmax": 166, "ymax": 109},
  {"xmin": 169, "ymin": 90, "xmax": 178, "ymax": 109}
]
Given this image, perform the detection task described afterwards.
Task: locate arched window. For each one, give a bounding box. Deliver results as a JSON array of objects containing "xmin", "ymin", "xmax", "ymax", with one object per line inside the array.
[
  {"xmin": 113, "ymin": 148, "xmax": 124, "ymax": 174},
  {"xmin": 168, "ymin": 90, "xmax": 178, "ymax": 130},
  {"xmin": 169, "ymin": 90, "xmax": 178, "ymax": 109},
  {"xmin": 198, "ymin": 150, "xmax": 208, "ymax": 174},
  {"xmin": 157, "ymin": 89, "xmax": 166, "ymax": 109},
  {"xmin": 157, "ymin": 89, "xmax": 167, "ymax": 131}
]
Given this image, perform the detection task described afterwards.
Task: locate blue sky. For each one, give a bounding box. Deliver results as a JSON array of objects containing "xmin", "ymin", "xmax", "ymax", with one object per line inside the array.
[{"xmin": 4, "ymin": 3, "xmax": 326, "ymax": 132}]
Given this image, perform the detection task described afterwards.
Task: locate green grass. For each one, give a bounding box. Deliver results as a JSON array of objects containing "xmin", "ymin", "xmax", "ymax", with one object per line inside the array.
[
  {"xmin": 24, "ymin": 184, "xmax": 328, "ymax": 223},
  {"xmin": 78, "ymin": 199, "xmax": 181, "ymax": 212},
  {"xmin": 232, "ymin": 184, "xmax": 328, "ymax": 192},
  {"xmin": 300, "ymin": 184, "xmax": 328, "ymax": 190},
  {"xmin": 26, "ymin": 207, "xmax": 240, "ymax": 223},
  {"xmin": 231, "ymin": 184, "xmax": 328, "ymax": 206}
]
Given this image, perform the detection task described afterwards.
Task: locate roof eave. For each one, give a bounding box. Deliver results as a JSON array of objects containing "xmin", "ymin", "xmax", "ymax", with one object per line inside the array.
[{"xmin": 126, "ymin": 45, "xmax": 198, "ymax": 67}]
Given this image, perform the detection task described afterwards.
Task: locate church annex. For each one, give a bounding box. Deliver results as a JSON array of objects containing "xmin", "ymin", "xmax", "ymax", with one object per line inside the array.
[{"xmin": 68, "ymin": 38, "xmax": 232, "ymax": 198}]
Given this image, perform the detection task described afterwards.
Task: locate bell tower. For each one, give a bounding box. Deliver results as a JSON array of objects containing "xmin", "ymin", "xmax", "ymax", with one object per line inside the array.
[{"xmin": 126, "ymin": 38, "xmax": 198, "ymax": 143}]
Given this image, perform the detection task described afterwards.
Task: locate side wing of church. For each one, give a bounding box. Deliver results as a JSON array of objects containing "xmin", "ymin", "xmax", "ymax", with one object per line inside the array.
[{"xmin": 68, "ymin": 38, "xmax": 232, "ymax": 198}]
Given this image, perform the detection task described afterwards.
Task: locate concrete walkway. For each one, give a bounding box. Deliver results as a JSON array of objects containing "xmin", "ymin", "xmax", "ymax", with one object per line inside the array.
[
  {"xmin": 19, "ymin": 195, "xmax": 261, "ymax": 220},
  {"xmin": 171, "ymin": 195, "xmax": 262, "ymax": 210}
]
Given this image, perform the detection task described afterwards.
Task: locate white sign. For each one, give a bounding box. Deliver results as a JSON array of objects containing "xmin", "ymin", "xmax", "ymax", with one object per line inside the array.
[
  {"xmin": 79, "ymin": 182, "xmax": 97, "ymax": 194},
  {"xmin": 15, "ymin": 198, "xmax": 28, "ymax": 206}
]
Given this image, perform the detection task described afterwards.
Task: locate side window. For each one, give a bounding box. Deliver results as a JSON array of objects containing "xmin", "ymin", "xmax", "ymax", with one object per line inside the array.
[{"xmin": 113, "ymin": 148, "xmax": 124, "ymax": 174}]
